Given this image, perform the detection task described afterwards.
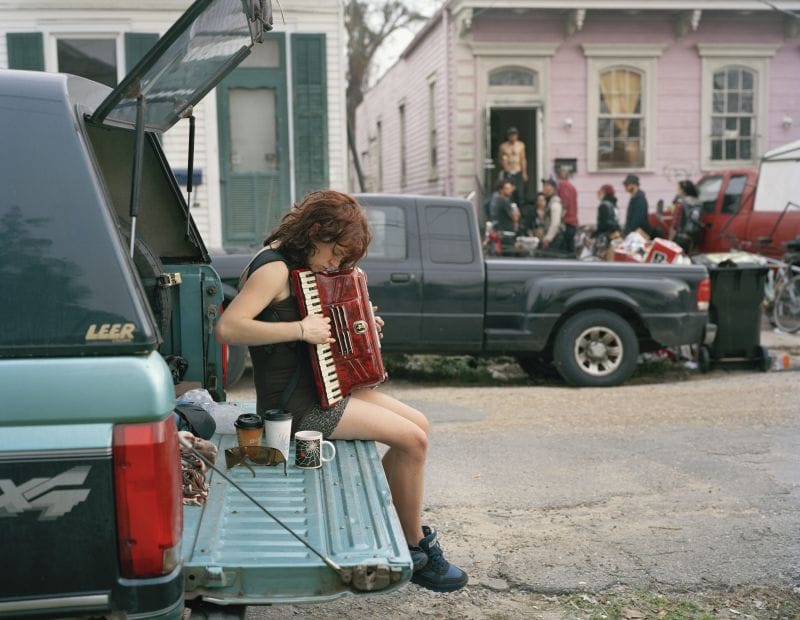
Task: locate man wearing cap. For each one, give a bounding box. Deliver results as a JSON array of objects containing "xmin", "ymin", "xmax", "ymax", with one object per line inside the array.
[
  {"xmin": 497, "ymin": 127, "xmax": 527, "ymax": 205},
  {"xmin": 622, "ymin": 174, "xmax": 650, "ymax": 236},
  {"xmin": 489, "ymin": 178, "xmax": 518, "ymax": 234},
  {"xmin": 541, "ymin": 177, "xmax": 564, "ymax": 251}
]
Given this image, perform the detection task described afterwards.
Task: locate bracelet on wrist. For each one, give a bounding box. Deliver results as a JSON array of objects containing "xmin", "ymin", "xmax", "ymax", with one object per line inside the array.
[{"xmin": 298, "ymin": 322, "xmax": 304, "ymax": 341}]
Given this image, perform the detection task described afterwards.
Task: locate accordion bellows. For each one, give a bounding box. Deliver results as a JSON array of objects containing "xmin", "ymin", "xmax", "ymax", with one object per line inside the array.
[{"xmin": 291, "ymin": 267, "xmax": 387, "ymax": 408}]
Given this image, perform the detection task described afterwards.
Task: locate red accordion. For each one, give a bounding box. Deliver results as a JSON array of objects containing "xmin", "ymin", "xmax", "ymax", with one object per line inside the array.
[{"xmin": 291, "ymin": 267, "xmax": 387, "ymax": 408}]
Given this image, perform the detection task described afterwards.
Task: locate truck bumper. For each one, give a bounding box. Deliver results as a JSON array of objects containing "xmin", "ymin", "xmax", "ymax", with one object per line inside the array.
[{"xmin": 644, "ymin": 312, "xmax": 709, "ymax": 347}]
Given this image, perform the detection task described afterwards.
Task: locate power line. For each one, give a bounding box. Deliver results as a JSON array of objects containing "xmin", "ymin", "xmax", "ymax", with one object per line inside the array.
[{"xmin": 756, "ymin": 0, "xmax": 800, "ymax": 19}]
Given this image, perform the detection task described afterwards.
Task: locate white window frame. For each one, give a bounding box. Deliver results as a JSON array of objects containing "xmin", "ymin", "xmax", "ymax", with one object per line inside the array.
[
  {"xmin": 487, "ymin": 65, "xmax": 537, "ymax": 90},
  {"xmin": 583, "ymin": 44, "xmax": 663, "ymax": 174},
  {"xmin": 427, "ymin": 74, "xmax": 438, "ymax": 181},
  {"xmin": 398, "ymin": 101, "xmax": 407, "ymax": 189},
  {"xmin": 698, "ymin": 44, "xmax": 776, "ymax": 170},
  {"xmin": 375, "ymin": 119, "xmax": 383, "ymax": 192},
  {"xmin": 44, "ymin": 30, "xmax": 125, "ymax": 84},
  {"xmin": 474, "ymin": 45, "xmax": 554, "ymax": 190}
]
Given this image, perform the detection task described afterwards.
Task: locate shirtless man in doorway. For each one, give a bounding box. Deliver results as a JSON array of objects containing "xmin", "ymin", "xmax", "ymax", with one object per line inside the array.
[{"xmin": 497, "ymin": 126, "xmax": 528, "ymax": 206}]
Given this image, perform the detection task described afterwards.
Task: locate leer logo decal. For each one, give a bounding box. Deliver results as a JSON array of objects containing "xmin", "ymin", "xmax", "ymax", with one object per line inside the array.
[
  {"xmin": 0, "ymin": 466, "xmax": 92, "ymax": 520},
  {"xmin": 85, "ymin": 322, "xmax": 136, "ymax": 341}
]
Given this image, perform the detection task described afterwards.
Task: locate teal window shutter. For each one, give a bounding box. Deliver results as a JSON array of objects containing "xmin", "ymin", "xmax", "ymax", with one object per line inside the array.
[
  {"xmin": 125, "ymin": 33, "xmax": 159, "ymax": 73},
  {"xmin": 7, "ymin": 33, "xmax": 44, "ymax": 70},
  {"xmin": 292, "ymin": 34, "xmax": 328, "ymax": 200}
]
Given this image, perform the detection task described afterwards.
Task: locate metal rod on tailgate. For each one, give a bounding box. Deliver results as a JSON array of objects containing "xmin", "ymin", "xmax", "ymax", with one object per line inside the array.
[{"xmin": 178, "ymin": 435, "xmax": 342, "ymax": 573}]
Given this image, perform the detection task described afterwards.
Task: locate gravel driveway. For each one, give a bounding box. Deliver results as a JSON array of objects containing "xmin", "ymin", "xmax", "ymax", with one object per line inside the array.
[{"xmin": 236, "ymin": 368, "xmax": 799, "ymax": 619}]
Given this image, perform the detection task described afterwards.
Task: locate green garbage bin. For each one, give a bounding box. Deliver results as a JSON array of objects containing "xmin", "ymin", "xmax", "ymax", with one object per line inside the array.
[{"xmin": 707, "ymin": 263, "xmax": 770, "ymax": 370}]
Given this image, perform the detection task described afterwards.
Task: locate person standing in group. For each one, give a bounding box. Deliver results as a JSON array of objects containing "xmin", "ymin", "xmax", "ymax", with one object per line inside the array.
[
  {"xmin": 669, "ymin": 179, "xmax": 704, "ymax": 253},
  {"xmin": 534, "ymin": 191, "xmax": 548, "ymax": 239},
  {"xmin": 520, "ymin": 191, "xmax": 547, "ymax": 239},
  {"xmin": 489, "ymin": 178, "xmax": 518, "ymax": 234},
  {"xmin": 594, "ymin": 184, "xmax": 620, "ymax": 238},
  {"xmin": 622, "ymin": 174, "xmax": 650, "ymax": 236},
  {"xmin": 557, "ymin": 166, "xmax": 578, "ymax": 255},
  {"xmin": 215, "ymin": 190, "xmax": 469, "ymax": 592},
  {"xmin": 592, "ymin": 184, "xmax": 621, "ymax": 256},
  {"xmin": 541, "ymin": 177, "xmax": 564, "ymax": 253},
  {"xmin": 497, "ymin": 127, "xmax": 527, "ymax": 206}
]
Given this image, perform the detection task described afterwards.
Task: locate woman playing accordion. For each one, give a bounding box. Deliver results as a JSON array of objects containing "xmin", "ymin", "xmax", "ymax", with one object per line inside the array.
[{"xmin": 215, "ymin": 190, "xmax": 468, "ymax": 592}]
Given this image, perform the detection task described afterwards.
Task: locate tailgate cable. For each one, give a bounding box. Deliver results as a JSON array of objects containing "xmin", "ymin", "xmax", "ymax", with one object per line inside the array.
[
  {"xmin": 179, "ymin": 436, "xmax": 401, "ymax": 591},
  {"xmin": 178, "ymin": 435, "xmax": 341, "ymax": 573}
]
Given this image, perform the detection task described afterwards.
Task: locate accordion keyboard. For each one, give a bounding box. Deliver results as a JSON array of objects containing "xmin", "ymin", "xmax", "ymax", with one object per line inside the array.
[{"xmin": 296, "ymin": 270, "xmax": 343, "ymax": 405}]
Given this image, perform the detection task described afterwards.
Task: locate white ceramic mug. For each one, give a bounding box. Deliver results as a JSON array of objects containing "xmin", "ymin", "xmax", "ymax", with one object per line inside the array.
[{"xmin": 294, "ymin": 430, "xmax": 336, "ymax": 469}]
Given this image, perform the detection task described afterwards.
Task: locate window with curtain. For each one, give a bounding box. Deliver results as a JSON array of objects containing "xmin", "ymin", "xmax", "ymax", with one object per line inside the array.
[
  {"xmin": 711, "ymin": 67, "xmax": 755, "ymax": 161},
  {"xmin": 598, "ymin": 68, "xmax": 644, "ymax": 169}
]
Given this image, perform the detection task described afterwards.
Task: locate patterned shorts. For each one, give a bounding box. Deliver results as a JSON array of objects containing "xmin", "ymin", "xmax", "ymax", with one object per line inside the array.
[{"xmin": 293, "ymin": 396, "xmax": 349, "ymax": 438}]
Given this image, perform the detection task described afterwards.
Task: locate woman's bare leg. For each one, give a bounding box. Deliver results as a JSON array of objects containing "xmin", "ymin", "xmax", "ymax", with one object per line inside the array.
[{"xmin": 330, "ymin": 389, "xmax": 429, "ymax": 544}]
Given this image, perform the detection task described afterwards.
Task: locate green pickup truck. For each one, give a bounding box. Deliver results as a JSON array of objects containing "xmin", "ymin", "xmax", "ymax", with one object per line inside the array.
[{"xmin": 0, "ymin": 2, "xmax": 410, "ymax": 618}]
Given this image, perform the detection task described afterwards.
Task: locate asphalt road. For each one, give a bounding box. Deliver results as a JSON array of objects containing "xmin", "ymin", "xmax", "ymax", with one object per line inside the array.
[
  {"xmin": 235, "ymin": 367, "xmax": 799, "ymax": 618},
  {"xmin": 401, "ymin": 372, "xmax": 797, "ymax": 590}
]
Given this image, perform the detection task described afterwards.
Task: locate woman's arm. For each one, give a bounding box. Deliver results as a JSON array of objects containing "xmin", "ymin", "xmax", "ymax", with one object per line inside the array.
[{"xmin": 215, "ymin": 261, "xmax": 332, "ymax": 346}]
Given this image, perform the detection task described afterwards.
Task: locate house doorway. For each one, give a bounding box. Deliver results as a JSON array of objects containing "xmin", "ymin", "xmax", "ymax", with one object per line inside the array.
[
  {"xmin": 488, "ymin": 107, "xmax": 538, "ymax": 206},
  {"xmin": 217, "ymin": 36, "xmax": 289, "ymax": 250}
]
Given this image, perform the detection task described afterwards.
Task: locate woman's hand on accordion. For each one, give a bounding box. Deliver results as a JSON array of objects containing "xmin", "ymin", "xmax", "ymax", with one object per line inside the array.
[
  {"xmin": 373, "ymin": 305, "xmax": 384, "ymax": 339},
  {"xmin": 299, "ymin": 315, "xmax": 335, "ymax": 345}
]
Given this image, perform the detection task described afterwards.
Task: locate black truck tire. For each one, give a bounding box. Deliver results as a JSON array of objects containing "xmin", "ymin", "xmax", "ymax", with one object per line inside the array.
[
  {"xmin": 225, "ymin": 343, "xmax": 248, "ymax": 388},
  {"xmin": 553, "ymin": 309, "xmax": 638, "ymax": 387}
]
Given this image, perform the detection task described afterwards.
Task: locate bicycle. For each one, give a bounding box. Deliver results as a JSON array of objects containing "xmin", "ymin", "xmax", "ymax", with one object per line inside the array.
[{"xmin": 764, "ymin": 239, "xmax": 800, "ymax": 333}]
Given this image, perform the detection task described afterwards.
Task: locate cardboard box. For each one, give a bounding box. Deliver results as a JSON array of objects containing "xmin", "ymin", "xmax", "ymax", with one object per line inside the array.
[
  {"xmin": 613, "ymin": 248, "xmax": 644, "ymax": 263},
  {"xmin": 645, "ymin": 238, "xmax": 684, "ymax": 264}
]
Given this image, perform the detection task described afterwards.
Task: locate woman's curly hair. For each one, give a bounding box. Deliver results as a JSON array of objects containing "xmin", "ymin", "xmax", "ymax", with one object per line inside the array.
[{"xmin": 264, "ymin": 190, "xmax": 371, "ymax": 269}]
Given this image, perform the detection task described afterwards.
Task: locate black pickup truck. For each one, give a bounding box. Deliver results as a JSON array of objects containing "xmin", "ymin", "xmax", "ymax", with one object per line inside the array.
[
  {"xmin": 0, "ymin": 2, "xmax": 410, "ymax": 619},
  {"xmin": 213, "ymin": 194, "xmax": 713, "ymax": 388}
]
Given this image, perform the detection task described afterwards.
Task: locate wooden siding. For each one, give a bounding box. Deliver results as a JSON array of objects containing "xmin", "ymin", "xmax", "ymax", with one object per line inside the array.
[
  {"xmin": 359, "ymin": 5, "xmax": 800, "ymax": 228},
  {"xmin": 355, "ymin": 15, "xmax": 449, "ymax": 196},
  {"xmin": 0, "ymin": 0, "xmax": 347, "ymax": 249}
]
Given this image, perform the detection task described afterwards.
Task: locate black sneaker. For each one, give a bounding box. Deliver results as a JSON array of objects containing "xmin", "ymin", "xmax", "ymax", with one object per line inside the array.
[
  {"xmin": 410, "ymin": 526, "xmax": 468, "ymax": 592},
  {"xmin": 407, "ymin": 545, "xmax": 429, "ymax": 572}
]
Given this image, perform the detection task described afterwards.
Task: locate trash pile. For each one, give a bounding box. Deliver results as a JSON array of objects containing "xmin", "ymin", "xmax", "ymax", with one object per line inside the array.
[{"xmin": 607, "ymin": 228, "xmax": 690, "ymax": 264}]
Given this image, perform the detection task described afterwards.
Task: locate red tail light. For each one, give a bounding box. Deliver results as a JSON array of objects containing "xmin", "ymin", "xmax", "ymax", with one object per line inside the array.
[
  {"xmin": 113, "ymin": 417, "xmax": 182, "ymax": 578},
  {"xmin": 221, "ymin": 342, "xmax": 229, "ymax": 387},
  {"xmin": 697, "ymin": 277, "xmax": 711, "ymax": 311}
]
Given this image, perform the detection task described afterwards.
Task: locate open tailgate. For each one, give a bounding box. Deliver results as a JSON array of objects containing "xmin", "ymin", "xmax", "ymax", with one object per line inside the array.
[{"xmin": 182, "ymin": 404, "xmax": 412, "ymax": 605}]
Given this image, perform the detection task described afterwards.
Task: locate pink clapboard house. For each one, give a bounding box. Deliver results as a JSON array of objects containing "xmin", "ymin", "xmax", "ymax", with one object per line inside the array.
[{"xmin": 355, "ymin": 0, "xmax": 800, "ymax": 228}]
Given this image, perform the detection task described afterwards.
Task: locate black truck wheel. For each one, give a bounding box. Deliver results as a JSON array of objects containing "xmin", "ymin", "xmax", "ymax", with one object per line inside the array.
[
  {"xmin": 224, "ymin": 343, "xmax": 248, "ymax": 388},
  {"xmin": 553, "ymin": 309, "xmax": 638, "ymax": 387}
]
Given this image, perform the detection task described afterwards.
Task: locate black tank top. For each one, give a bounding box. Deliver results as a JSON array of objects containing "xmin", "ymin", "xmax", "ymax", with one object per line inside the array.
[{"xmin": 244, "ymin": 250, "xmax": 318, "ymax": 419}]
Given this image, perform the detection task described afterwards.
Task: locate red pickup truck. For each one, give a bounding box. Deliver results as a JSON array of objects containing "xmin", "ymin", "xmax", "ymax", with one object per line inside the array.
[{"xmin": 651, "ymin": 140, "xmax": 800, "ymax": 259}]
